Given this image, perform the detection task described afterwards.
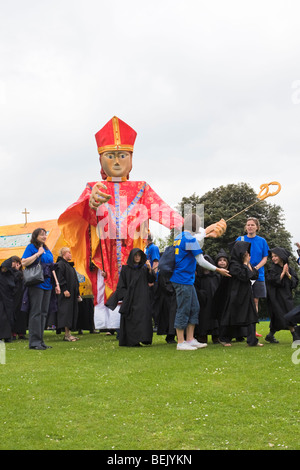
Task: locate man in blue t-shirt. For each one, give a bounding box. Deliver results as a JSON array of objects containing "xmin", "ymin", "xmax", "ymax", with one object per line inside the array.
[
  {"xmin": 145, "ymin": 234, "xmax": 160, "ymax": 270},
  {"xmin": 236, "ymin": 217, "xmax": 269, "ymax": 313},
  {"xmin": 170, "ymin": 226, "xmax": 230, "ymax": 351}
]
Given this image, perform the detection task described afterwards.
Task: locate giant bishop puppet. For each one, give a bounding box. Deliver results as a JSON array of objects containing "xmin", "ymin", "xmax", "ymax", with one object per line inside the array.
[{"xmin": 58, "ymin": 116, "xmax": 226, "ymax": 328}]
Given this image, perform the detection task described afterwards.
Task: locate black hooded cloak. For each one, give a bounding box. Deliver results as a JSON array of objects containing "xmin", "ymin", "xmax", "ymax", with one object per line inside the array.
[
  {"xmin": 156, "ymin": 273, "xmax": 177, "ymax": 336},
  {"xmin": 106, "ymin": 248, "xmax": 156, "ymax": 346},
  {"xmin": 194, "ymin": 255, "xmax": 220, "ymax": 339},
  {"xmin": 12, "ymin": 265, "xmax": 26, "ymax": 336},
  {"xmin": 0, "ymin": 258, "xmax": 17, "ymax": 340},
  {"xmin": 55, "ymin": 256, "xmax": 80, "ymax": 330},
  {"xmin": 212, "ymin": 249, "xmax": 230, "ymax": 322},
  {"xmin": 220, "ymin": 241, "xmax": 258, "ymax": 327},
  {"xmin": 266, "ymin": 247, "xmax": 299, "ymax": 331}
]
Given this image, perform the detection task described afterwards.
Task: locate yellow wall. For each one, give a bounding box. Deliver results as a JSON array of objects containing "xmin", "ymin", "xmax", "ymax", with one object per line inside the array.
[{"xmin": 0, "ymin": 219, "xmax": 92, "ymax": 296}]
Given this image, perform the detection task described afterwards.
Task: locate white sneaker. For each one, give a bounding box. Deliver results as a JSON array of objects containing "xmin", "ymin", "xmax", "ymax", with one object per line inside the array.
[
  {"xmin": 186, "ymin": 339, "xmax": 207, "ymax": 349},
  {"xmin": 176, "ymin": 341, "xmax": 197, "ymax": 351}
]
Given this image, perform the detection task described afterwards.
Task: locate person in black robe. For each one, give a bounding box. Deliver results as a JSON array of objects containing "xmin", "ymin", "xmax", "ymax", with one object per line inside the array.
[
  {"xmin": 76, "ymin": 296, "xmax": 95, "ymax": 334},
  {"xmin": 0, "ymin": 258, "xmax": 18, "ymax": 342},
  {"xmin": 213, "ymin": 249, "xmax": 230, "ymax": 323},
  {"xmin": 285, "ymin": 305, "xmax": 300, "ymax": 339},
  {"xmin": 11, "ymin": 256, "xmax": 27, "ymax": 340},
  {"xmin": 194, "ymin": 255, "xmax": 220, "ymax": 344},
  {"xmin": 284, "ymin": 242, "xmax": 300, "ymax": 339},
  {"xmin": 265, "ymin": 246, "xmax": 299, "ymax": 343},
  {"xmin": 55, "ymin": 248, "xmax": 81, "ymax": 342},
  {"xmin": 156, "ymin": 273, "xmax": 177, "ymax": 343},
  {"xmin": 214, "ymin": 249, "xmax": 247, "ymax": 344},
  {"xmin": 218, "ymin": 241, "xmax": 262, "ymax": 347},
  {"xmin": 106, "ymin": 248, "xmax": 156, "ymax": 347}
]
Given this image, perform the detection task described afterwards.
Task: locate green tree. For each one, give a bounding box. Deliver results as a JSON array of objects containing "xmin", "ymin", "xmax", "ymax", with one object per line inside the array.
[{"xmin": 178, "ymin": 183, "xmax": 293, "ymax": 262}]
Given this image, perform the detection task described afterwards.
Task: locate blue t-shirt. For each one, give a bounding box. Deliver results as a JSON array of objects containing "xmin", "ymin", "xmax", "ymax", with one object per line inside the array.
[
  {"xmin": 22, "ymin": 243, "xmax": 54, "ymax": 290},
  {"xmin": 145, "ymin": 243, "xmax": 160, "ymax": 267},
  {"xmin": 170, "ymin": 231, "xmax": 203, "ymax": 285},
  {"xmin": 236, "ymin": 235, "xmax": 269, "ymax": 281}
]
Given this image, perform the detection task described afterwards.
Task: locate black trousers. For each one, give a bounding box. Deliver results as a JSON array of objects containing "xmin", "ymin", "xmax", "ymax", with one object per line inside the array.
[
  {"xmin": 28, "ymin": 287, "xmax": 51, "ymax": 348},
  {"xmin": 247, "ymin": 323, "xmax": 258, "ymax": 346}
]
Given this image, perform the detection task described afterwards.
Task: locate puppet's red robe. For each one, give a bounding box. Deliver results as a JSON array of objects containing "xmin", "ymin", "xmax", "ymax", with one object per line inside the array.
[{"xmin": 58, "ymin": 180, "xmax": 183, "ymax": 303}]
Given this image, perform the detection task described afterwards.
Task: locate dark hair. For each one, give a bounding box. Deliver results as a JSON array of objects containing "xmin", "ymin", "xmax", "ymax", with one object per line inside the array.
[{"xmin": 30, "ymin": 228, "xmax": 49, "ymax": 250}]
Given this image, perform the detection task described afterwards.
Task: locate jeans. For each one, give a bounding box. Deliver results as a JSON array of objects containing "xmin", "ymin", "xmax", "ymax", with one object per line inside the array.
[{"xmin": 172, "ymin": 282, "xmax": 199, "ymax": 330}]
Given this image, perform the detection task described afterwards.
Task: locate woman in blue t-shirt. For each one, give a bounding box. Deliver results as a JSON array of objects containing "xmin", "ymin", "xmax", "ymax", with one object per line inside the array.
[{"xmin": 22, "ymin": 228, "xmax": 60, "ymax": 350}]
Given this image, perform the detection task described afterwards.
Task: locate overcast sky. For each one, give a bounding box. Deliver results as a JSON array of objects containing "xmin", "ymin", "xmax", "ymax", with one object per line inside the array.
[{"xmin": 1, "ymin": 0, "xmax": 299, "ymax": 248}]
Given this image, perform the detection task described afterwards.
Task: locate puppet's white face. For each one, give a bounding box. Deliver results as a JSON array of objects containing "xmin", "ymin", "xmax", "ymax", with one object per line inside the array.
[{"xmin": 101, "ymin": 150, "xmax": 132, "ymax": 178}]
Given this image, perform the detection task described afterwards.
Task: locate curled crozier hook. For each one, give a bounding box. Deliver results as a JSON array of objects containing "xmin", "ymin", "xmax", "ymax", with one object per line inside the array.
[{"xmin": 257, "ymin": 181, "xmax": 281, "ymax": 201}]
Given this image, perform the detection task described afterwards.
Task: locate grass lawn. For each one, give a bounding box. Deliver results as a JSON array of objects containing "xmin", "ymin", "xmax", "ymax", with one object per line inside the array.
[{"xmin": 0, "ymin": 321, "xmax": 299, "ymax": 450}]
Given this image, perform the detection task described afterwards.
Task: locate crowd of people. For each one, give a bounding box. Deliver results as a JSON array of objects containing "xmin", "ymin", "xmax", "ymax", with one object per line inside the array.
[
  {"xmin": 0, "ymin": 218, "xmax": 299, "ymax": 351},
  {"xmin": 165, "ymin": 215, "xmax": 300, "ymax": 350}
]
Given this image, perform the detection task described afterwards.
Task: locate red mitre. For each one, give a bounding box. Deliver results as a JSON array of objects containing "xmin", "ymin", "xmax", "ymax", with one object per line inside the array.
[{"xmin": 95, "ymin": 116, "xmax": 137, "ymax": 154}]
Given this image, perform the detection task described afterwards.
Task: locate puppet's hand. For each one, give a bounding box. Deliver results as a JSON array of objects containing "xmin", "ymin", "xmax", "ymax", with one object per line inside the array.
[
  {"xmin": 89, "ymin": 182, "xmax": 112, "ymax": 210},
  {"xmin": 205, "ymin": 219, "xmax": 227, "ymax": 238}
]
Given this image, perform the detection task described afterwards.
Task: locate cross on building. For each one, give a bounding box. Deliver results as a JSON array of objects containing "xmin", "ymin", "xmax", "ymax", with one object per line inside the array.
[{"xmin": 22, "ymin": 208, "xmax": 30, "ymax": 225}]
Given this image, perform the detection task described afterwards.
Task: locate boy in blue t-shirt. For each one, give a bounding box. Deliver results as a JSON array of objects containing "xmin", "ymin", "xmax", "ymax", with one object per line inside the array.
[
  {"xmin": 170, "ymin": 232, "xmax": 202, "ymax": 285},
  {"xmin": 170, "ymin": 226, "xmax": 230, "ymax": 351}
]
